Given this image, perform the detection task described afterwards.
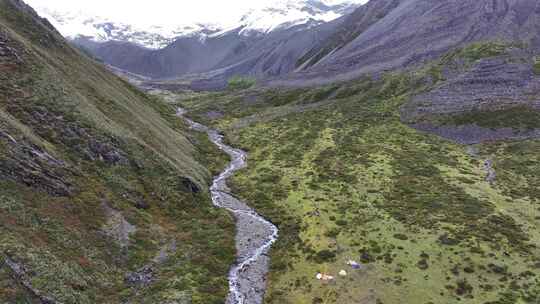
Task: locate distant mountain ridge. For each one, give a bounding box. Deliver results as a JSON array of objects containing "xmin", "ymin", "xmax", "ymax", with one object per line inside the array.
[
  {"xmin": 34, "ymin": 7, "xmax": 222, "ymax": 49},
  {"xmin": 34, "ymin": 0, "xmax": 362, "ymax": 49},
  {"xmin": 32, "ymin": 0, "xmax": 540, "ymax": 92}
]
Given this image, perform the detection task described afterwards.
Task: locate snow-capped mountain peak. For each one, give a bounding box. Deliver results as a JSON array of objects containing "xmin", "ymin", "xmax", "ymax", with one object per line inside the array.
[
  {"xmin": 34, "ymin": 7, "xmax": 221, "ymax": 49},
  {"xmin": 237, "ymin": 0, "xmax": 348, "ymax": 34},
  {"xmin": 31, "ymin": 0, "xmax": 363, "ymax": 49}
]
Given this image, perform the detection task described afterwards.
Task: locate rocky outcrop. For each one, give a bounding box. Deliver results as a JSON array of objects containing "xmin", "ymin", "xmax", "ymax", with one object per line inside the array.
[
  {"xmin": 125, "ymin": 265, "xmax": 155, "ymax": 287},
  {"xmin": 180, "ymin": 177, "xmax": 201, "ymax": 194},
  {"xmin": 0, "ymin": 130, "xmax": 73, "ymax": 196},
  {"xmin": 101, "ymin": 202, "xmax": 137, "ymax": 250},
  {"xmin": 410, "ymin": 123, "xmax": 540, "ymax": 144},
  {"xmin": 401, "ymin": 47, "xmax": 540, "ymax": 143},
  {"xmin": 0, "ymin": 31, "xmax": 22, "ymax": 63},
  {"xmin": 1, "ymin": 256, "xmax": 63, "ymax": 304},
  {"xmin": 123, "ymin": 240, "xmax": 177, "ymax": 290},
  {"xmin": 6, "ymin": 105, "xmax": 129, "ymax": 166},
  {"xmin": 404, "ymin": 56, "xmax": 540, "ymax": 121},
  {"xmin": 484, "ymin": 159, "xmax": 497, "ymax": 184}
]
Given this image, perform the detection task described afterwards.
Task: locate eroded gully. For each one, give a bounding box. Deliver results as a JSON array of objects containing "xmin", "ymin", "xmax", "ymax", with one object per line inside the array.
[{"xmin": 177, "ymin": 108, "xmax": 278, "ymax": 304}]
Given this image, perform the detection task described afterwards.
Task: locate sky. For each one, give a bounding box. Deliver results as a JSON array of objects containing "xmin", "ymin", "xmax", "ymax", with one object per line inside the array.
[{"xmin": 25, "ymin": 0, "xmax": 368, "ymax": 27}]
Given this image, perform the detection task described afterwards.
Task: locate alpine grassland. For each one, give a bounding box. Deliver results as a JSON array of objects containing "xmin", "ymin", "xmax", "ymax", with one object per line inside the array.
[{"xmin": 176, "ymin": 42, "xmax": 540, "ymax": 304}]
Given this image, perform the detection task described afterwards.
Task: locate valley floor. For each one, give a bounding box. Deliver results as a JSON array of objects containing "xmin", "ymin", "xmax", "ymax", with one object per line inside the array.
[{"xmin": 168, "ymin": 69, "xmax": 540, "ymax": 304}]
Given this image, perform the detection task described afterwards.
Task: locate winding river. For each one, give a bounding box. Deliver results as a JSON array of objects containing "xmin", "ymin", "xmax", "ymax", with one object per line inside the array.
[{"xmin": 177, "ymin": 108, "xmax": 279, "ymax": 304}]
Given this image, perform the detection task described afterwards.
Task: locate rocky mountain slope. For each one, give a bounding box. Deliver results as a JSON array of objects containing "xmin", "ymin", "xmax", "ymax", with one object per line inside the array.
[
  {"xmin": 134, "ymin": 0, "xmax": 540, "ymax": 90},
  {"xmin": 279, "ymin": 0, "xmax": 540, "ymax": 85},
  {"xmin": 0, "ymin": 0, "xmax": 235, "ymax": 303}
]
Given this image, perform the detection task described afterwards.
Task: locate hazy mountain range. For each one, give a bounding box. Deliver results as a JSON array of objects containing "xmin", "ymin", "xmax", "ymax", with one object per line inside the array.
[
  {"xmin": 34, "ymin": 0, "xmax": 362, "ymax": 49},
  {"xmin": 32, "ymin": 0, "xmax": 540, "ymax": 93}
]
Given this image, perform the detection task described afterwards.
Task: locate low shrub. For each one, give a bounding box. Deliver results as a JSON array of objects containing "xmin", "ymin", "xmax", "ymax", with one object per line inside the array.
[{"xmin": 227, "ymin": 76, "xmax": 256, "ymax": 90}]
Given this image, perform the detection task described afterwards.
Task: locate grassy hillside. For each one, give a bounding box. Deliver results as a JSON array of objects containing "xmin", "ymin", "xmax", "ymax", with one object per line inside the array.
[
  {"xmin": 177, "ymin": 45, "xmax": 540, "ymax": 304},
  {"xmin": 0, "ymin": 1, "xmax": 234, "ymax": 303}
]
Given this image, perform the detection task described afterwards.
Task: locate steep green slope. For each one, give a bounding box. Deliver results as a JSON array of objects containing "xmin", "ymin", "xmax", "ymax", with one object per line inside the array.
[
  {"xmin": 177, "ymin": 44, "xmax": 540, "ymax": 304},
  {"xmin": 0, "ymin": 1, "xmax": 234, "ymax": 303}
]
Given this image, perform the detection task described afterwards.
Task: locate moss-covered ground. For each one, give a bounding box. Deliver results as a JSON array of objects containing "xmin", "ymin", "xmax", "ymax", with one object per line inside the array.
[{"xmin": 533, "ymin": 57, "xmax": 540, "ymax": 75}]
